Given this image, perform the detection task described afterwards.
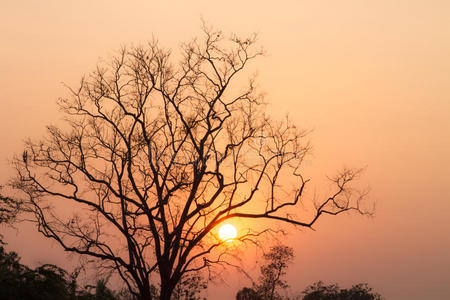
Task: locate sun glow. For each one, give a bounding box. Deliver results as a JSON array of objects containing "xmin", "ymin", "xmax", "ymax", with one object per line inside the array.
[{"xmin": 218, "ymin": 224, "xmax": 237, "ymax": 242}]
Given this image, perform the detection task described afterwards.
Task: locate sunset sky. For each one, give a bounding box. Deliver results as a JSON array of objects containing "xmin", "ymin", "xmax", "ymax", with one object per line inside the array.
[{"xmin": 1, "ymin": 1, "xmax": 449, "ymax": 299}]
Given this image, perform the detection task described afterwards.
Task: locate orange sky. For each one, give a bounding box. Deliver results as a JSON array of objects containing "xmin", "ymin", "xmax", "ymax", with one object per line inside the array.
[{"xmin": 1, "ymin": 1, "xmax": 449, "ymax": 299}]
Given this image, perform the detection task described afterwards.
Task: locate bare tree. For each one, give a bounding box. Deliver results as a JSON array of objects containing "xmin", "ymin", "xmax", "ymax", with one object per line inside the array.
[{"xmin": 12, "ymin": 25, "xmax": 370, "ymax": 300}]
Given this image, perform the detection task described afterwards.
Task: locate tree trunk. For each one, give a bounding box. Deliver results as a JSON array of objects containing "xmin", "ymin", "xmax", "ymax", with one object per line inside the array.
[
  {"xmin": 139, "ymin": 289, "xmax": 153, "ymax": 300},
  {"xmin": 159, "ymin": 260, "xmax": 175, "ymax": 300},
  {"xmin": 159, "ymin": 284, "xmax": 174, "ymax": 300}
]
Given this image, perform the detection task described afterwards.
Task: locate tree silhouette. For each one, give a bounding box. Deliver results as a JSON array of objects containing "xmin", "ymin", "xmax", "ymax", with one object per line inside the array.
[
  {"xmin": 0, "ymin": 245, "xmax": 121, "ymax": 300},
  {"xmin": 236, "ymin": 245, "xmax": 293, "ymax": 300},
  {"xmin": 0, "ymin": 189, "xmax": 21, "ymax": 226},
  {"xmin": 302, "ymin": 281, "xmax": 383, "ymax": 300},
  {"xmin": 0, "ymin": 187, "xmax": 22, "ymax": 244},
  {"xmin": 12, "ymin": 25, "xmax": 370, "ymax": 300},
  {"xmin": 236, "ymin": 287, "xmax": 259, "ymax": 300},
  {"xmin": 256, "ymin": 245, "xmax": 294, "ymax": 300},
  {"xmin": 172, "ymin": 273, "xmax": 207, "ymax": 300}
]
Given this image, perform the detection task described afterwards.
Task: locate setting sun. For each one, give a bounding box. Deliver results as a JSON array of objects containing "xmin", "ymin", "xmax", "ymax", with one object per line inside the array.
[{"xmin": 218, "ymin": 224, "xmax": 237, "ymax": 242}]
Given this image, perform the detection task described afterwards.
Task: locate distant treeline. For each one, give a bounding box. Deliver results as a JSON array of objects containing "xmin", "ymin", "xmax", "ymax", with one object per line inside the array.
[
  {"xmin": 235, "ymin": 245, "xmax": 383, "ymax": 300},
  {"xmin": 0, "ymin": 245, "xmax": 125, "ymax": 300}
]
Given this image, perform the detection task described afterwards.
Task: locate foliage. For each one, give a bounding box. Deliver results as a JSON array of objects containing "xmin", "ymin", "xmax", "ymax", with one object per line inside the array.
[
  {"xmin": 235, "ymin": 249, "xmax": 383, "ymax": 300},
  {"xmin": 302, "ymin": 281, "xmax": 383, "ymax": 300},
  {"xmin": 172, "ymin": 273, "xmax": 207, "ymax": 300},
  {"xmin": 256, "ymin": 245, "xmax": 294, "ymax": 300},
  {"xmin": 236, "ymin": 287, "xmax": 260, "ymax": 300},
  {"xmin": 0, "ymin": 245, "xmax": 70, "ymax": 299},
  {"xmin": 0, "ymin": 188, "xmax": 22, "ymax": 244},
  {"xmin": 236, "ymin": 245, "xmax": 294, "ymax": 300},
  {"xmin": 0, "ymin": 245, "xmax": 121, "ymax": 300},
  {"xmin": 0, "ymin": 192, "xmax": 20, "ymax": 225}
]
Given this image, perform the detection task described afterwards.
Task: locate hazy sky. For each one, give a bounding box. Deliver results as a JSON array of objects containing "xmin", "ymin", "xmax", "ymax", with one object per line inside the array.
[{"xmin": 1, "ymin": 1, "xmax": 449, "ymax": 299}]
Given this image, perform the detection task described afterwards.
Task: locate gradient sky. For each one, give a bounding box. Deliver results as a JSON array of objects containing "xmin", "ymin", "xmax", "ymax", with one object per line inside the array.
[{"xmin": 1, "ymin": 1, "xmax": 449, "ymax": 299}]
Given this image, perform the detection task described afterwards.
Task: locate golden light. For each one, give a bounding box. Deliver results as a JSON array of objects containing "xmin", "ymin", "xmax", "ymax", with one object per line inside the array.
[{"xmin": 218, "ymin": 224, "xmax": 237, "ymax": 242}]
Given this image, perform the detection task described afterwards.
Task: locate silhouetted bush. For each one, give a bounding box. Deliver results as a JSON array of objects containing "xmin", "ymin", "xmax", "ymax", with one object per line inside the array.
[
  {"xmin": 0, "ymin": 246, "xmax": 121, "ymax": 300},
  {"xmin": 302, "ymin": 281, "xmax": 383, "ymax": 300}
]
